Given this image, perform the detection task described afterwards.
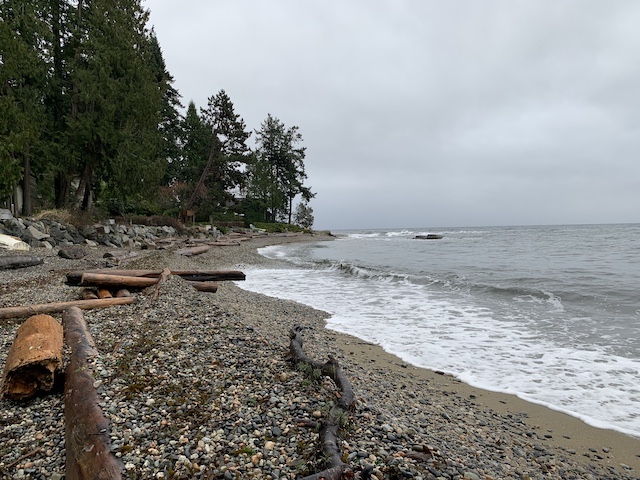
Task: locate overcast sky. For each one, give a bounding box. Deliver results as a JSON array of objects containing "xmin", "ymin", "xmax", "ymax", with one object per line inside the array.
[{"xmin": 143, "ymin": 0, "xmax": 640, "ymax": 230}]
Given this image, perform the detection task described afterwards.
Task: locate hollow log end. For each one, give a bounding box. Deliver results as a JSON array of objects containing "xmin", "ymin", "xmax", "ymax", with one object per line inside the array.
[{"xmin": 1, "ymin": 360, "xmax": 62, "ymax": 400}]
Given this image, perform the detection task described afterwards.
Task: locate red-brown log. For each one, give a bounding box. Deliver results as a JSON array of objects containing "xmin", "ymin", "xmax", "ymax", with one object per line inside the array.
[
  {"xmin": 0, "ymin": 297, "xmax": 137, "ymax": 320},
  {"xmin": 66, "ymin": 269, "xmax": 245, "ymax": 285},
  {"xmin": 63, "ymin": 307, "xmax": 123, "ymax": 479},
  {"xmin": 96, "ymin": 288, "xmax": 112, "ymax": 299},
  {"xmin": 80, "ymin": 273, "xmax": 159, "ymax": 288},
  {"xmin": 1, "ymin": 314, "xmax": 63, "ymax": 400}
]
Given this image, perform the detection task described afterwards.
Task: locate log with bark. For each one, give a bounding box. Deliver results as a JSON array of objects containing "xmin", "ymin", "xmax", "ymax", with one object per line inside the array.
[
  {"xmin": 289, "ymin": 325, "xmax": 356, "ymax": 480},
  {"xmin": 66, "ymin": 269, "xmax": 246, "ymax": 285},
  {"xmin": 63, "ymin": 307, "xmax": 124, "ymax": 479},
  {"xmin": 1, "ymin": 314, "xmax": 63, "ymax": 400},
  {"xmin": 0, "ymin": 297, "xmax": 137, "ymax": 320},
  {"xmin": 79, "ymin": 273, "xmax": 159, "ymax": 289},
  {"xmin": 0, "ymin": 255, "xmax": 43, "ymax": 270}
]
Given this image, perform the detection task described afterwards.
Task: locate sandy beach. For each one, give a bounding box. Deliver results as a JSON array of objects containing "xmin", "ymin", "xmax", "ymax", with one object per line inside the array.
[{"xmin": 1, "ymin": 232, "xmax": 640, "ymax": 479}]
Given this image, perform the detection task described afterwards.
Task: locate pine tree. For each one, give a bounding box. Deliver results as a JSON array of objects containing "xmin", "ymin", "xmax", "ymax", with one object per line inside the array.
[{"xmin": 249, "ymin": 114, "xmax": 314, "ymax": 223}]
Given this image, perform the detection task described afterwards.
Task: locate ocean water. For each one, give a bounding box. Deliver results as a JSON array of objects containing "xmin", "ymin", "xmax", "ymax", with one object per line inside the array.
[{"xmin": 238, "ymin": 224, "xmax": 640, "ymax": 437}]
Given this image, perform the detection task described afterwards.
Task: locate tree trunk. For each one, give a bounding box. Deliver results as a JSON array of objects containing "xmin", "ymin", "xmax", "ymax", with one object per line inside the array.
[
  {"xmin": 63, "ymin": 307, "xmax": 124, "ymax": 479},
  {"xmin": 1, "ymin": 315, "xmax": 63, "ymax": 400},
  {"xmin": 22, "ymin": 145, "xmax": 32, "ymax": 216},
  {"xmin": 0, "ymin": 297, "xmax": 137, "ymax": 320}
]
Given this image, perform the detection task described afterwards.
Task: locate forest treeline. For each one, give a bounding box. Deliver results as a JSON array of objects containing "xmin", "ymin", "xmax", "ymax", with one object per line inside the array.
[{"xmin": 0, "ymin": 0, "xmax": 315, "ymax": 227}]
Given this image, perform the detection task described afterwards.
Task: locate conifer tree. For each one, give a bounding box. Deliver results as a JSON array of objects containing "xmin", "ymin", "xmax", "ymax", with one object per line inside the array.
[
  {"xmin": 249, "ymin": 114, "xmax": 313, "ymax": 223},
  {"xmin": 0, "ymin": 0, "xmax": 50, "ymax": 209}
]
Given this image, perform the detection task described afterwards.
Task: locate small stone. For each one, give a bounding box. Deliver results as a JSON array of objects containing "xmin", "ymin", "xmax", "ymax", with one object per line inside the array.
[
  {"xmin": 264, "ymin": 441, "xmax": 275, "ymax": 450},
  {"xmin": 312, "ymin": 410, "xmax": 322, "ymax": 418}
]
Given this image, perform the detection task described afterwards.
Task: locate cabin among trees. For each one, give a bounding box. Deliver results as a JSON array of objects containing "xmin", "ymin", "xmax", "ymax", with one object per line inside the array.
[{"xmin": 0, "ymin": 0, "xmax": 315, "ymax": 228}]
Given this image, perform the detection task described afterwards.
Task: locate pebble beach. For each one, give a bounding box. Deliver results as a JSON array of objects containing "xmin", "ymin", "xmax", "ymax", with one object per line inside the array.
[{"xmin": 1, "ymin": 233, "xmax": 640, "ymax": 479}]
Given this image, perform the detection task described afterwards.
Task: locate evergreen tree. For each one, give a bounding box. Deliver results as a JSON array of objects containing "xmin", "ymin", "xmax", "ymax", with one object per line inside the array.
[
  {"xmin": 65, "ymin": 0, "xmax": 164, "ymax": 212},
  {"xmin": 173, "ymin": 100, "xmax": 211, "ymax": 205},
  {"xmin": 249, "ymin": 114, "xmax": 313, "ymax": 223},
  {"xmin": 199, "ymin": 89, "xmax": 252, "ymax": 213},
  {"xmin": 0, "ymin": 0, "xmax": 50, "ymax": 209}
]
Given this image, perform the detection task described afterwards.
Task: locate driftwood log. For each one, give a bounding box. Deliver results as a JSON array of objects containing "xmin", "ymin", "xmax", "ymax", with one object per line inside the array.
[
  {"xmin": 0, "ymin": 297, "xmax": 137, "ymax": 320},
  {"xmin": 79, "ymin": 273, "xmax": 159, "ymax": 289},
  {"xmin": 1, "ymin": 314, "xmax": 63, "ymax": 400},
  {"xmin": 103, "ymin": 250, "xmax": 139, "ymax": 260},
  {"xmin": 176, "ymin": 245, "xmax": 210, "ymax": 256},
  {"xmin": 66, "ymin": 269, "xmax": 246, "ymax": 285},
  {"xmin": 289, "ymin": 325, "xmax": 356, "ymax": 480},
  {"xmin": 63, "ymin": 307, "xmax": 123, "ymax": 479},
  {"xmin": 80, "ymin": 288, "xmax": 99, "ymax": 300},
  {"xmin": 185, "ymin": 281, "xmax": 219, "ymax": 293},
  {"xmin": 0, "ymin": 255, "xmax": 43, "ymax": 270}
]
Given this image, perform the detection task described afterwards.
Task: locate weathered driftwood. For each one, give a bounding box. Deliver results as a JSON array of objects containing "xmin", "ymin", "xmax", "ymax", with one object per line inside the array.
[
  {"xmin": 79, "ymin": 273, "xmax": 159, "ymax": 289},
  {"xmin": 63, "ymin": 307, "xmax": 123, "ymax": 479},
  {"xmin": 176, "ymin": 245, "xmax": 210, "ymax": 256},
  {"xmin": 115, "ymin": 288, "xmax": 131, "ymax": 298},
  {"xmin": 0, "ymin": 297, "xmax": 137, "ymax": 320},
  {"xmin": 1, "ymin": 314, "xmax": 63, "ymax": 400},
  {"xmin": 186, "ymin": 281, "xmax": 218, "ymax": 293},
  {"xmin": 289, "ymin": 325, "xmax": 356, "ymax": 480},
  {"xmin": 66, "ymin": 269, "xmax": 246, "ymax": 285},
  {"xmin": 0, "ymin": 255, "xmax": 43, "ymax": 270},
  {"xmin": 0, "ymin": 234, "xmax": 30, "ymax": 251}
]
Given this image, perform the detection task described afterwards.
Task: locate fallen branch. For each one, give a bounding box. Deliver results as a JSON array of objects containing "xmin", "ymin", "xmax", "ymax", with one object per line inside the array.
[
  {"xmin": 143, "ymin": 268, "xmax": 171, "ymax": 300},
  {"xmin": 1, "ymin": 314, "xmax": 63, "ymax": 400},
  {"xmin": 63, "ymin": 307, "xmax": 123, "ymax": 479},
  {"xmin": 0, "ymin": 297, "xmax": 136, "ymax": 320},
  {"xmin": 289, "ymin": 325, "xmax": 356, "ymax": 480},
  {"xmin": 0, "ymin": 255, "xmax": 43, "ymax": 270}
]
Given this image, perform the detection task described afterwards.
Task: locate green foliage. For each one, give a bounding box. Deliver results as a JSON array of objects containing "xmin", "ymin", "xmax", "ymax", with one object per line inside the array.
[
  {"xmin": 247, "ymin": 114, "xmax": 314, "ymax": 224},
  {"xmin": 294, "ymin": 201, "xmax": 314, "ymax": 229},
  {"xmin": 0, "ymin": 2, "xmax": 317, "ymax": 221}
]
